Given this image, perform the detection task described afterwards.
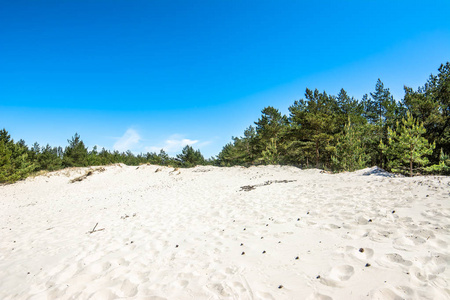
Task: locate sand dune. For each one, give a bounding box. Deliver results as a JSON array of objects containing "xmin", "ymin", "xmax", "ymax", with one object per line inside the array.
[{"xmin": 1, "ymin": 165, "xmax": 449, "ymax": 299}]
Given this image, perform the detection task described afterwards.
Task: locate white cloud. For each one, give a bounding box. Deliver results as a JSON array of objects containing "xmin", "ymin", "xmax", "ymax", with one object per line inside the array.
[
  {"xmin": 113, "ymin": 129, "xmax": 141, "ymax": 152},
  {"xmin": 145, "ymin": 134, "xmax": 199, "ymax": 154}
]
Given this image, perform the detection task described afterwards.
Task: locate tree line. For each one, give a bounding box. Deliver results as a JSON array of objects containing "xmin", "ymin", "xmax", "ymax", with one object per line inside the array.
[
  {"xmin": 217, "ymin": 62, "xmax": 450, "ymax": 176},
  {"xmin": 1, "ymin": 62, "xmax": 449, "ymax": 183},
  {"xmin": 0, "ymin": 131, "xmax": 211, "ymax": 183}
]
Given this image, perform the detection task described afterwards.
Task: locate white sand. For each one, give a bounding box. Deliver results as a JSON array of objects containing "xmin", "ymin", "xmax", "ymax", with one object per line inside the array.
[{"xmin": 1, "ymin": 165, "xmax": 449, "ymax": 299}]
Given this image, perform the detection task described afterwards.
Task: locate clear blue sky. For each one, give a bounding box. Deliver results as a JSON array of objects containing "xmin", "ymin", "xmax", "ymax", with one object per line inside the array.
[{"xmin": 1, "ymin": 0, "xmax": 449, "ymax": 157}]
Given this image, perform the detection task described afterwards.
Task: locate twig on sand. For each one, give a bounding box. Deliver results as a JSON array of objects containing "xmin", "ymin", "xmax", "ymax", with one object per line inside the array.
[
  {"xmin": 88, "ymin": 222, "xmax": 105, "ymax": 234},
  {"xmin": 240, "ymin": 180, "xmax": 296, "ymax": 192},
  {"xmin": 70, "ymin": 167, "xmax": 106, "ymax": 183}
]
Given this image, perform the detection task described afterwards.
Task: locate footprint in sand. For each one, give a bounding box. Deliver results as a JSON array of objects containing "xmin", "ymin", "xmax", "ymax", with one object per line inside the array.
[
  {"xmin": 306, "ymin": 293, "xmax": 332, "ymax": 300},
  {"xmin": 379, "ymin": 253, "xmax": 412, "ymax": 267},
  {"xmin": 119, "ymin": 279, "xmax": 138, "ymax": 297},
  {"xmin": 369, "ymin": 287, "xmax": 403, "ymax": 300},
  {"xmin": 320, "ymin": 265, "xmax": 355, "ymax": 287}
]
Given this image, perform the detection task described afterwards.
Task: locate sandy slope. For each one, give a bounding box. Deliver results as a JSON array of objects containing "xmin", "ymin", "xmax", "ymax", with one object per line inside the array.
[{"xmin": 0, "ymin": 165, "xmax": 449, "ymax": 299}]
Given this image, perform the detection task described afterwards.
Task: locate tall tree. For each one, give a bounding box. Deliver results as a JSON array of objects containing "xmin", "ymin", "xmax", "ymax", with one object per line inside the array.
[
  {"xmin": 403, "ymin": 62, "xmax": 450, "ymax": 163},
  {"xmin": 177, "ymin": 145, "xmax": 205, "ymax": 167},
  {"xmin": 0, "ymin": 129, "xmax": 36, "ymax": 183},
  {"xmin": 289, "ymin": 89, "xmax": 337, "ymax": 168},
  {"xmin": 380, "ymin": 112, "xmax": 434, "ymax": 176},
  {"xmin": 63, "ymin": 133, "xmax": 88, "ymax": 167},
  {"xmin": 332, "ymin": 119, "xmax": 369, "ymax": 172},
  {"xmin": 254, "ymin": 106, "xmax": 288, "ymax": 164}
]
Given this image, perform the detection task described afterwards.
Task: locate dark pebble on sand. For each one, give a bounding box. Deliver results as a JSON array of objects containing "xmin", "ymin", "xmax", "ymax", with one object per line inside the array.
[
  {"xmin": 316, "ymin": 275, "xmax": 320, "ymax": 279},
  {"xmin": 359, "ymin": 248, "xmax": 364, "ymax": 253},
  {"xmin": 365, "ymin": 263, "xmax": 371, "ymax": 267},
  {"xmin": 297, "ymin": 218, "xmax": 300, "ymax": 221},
  {"xmin": 241, "ymin": 252, "xmax": 245, "ymax": 255},
  {"xmin": 278, "ymin": 285, "xmax": 283, "ymax": 289},
  {"xmin": 240, "ymin": 243, "xmax": 244, "ymax": 246},
  {"xmin": 262, "ymin": 250, "xmax": 266, "ymax": 254},
  {"xmin": 261, "ymin": 237, "xmax": 264, "ymax": 239},
  {"xmin": 175, "ymin": 245, "xmax": 179, "ymax": 248},
  {"xmin": 307, "ymin": 212, "xmax": 309, "ymax": 214},
  {"xmin": 243, "ymin": 228, "xmax": 246, "ymax": 231},
  {"xmin": 266, "ymin": 224, "xmax": 269, "ymax": 226},
  {"xmin": 295, "ymin": 256, "xmax": 299, "ymax": 260},
  {"xmin": 392, "ymin": 210, "xmax": 395, "ymax": 213},
  {"xmin": 368, "ymin": 219, "xmax": 372, "ymax": 222}
]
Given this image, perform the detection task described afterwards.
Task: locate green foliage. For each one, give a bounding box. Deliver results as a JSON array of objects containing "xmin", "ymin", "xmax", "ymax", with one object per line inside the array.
[
  {"xmin": 332, "ymin": 120, "xmax": 369, "ymax": 172},
  {"xmin": 1, "ymin": 62, "xmax": 449, "ymax": 179},
  {"xmin": 37, "ymin": 144, "xmax": 63, "ymax": 171},
  {"xmin": 254, "ymin": 107, "xmax": 288, "ymax": 164},
  {"xmin": 403, "ymin": 62, "xmax": 450, "ymax": 162},
  {"xmin": 63, "ymin": 133, "xmax": 89, "ymax": 167},
  {"xmin": 0, "ymin": 129, "xmax": 37, "ymax": 183},
  {"xmin": 425, "ymin": 148, "xmax": 450, "ymax": 174},
  {"xmin": 380, "ymin": 112, "xmax": 434, "ymax": 176},
  {"xmin": 176, "ymin": 145, "xmax": 205, "ymax": 167},
  {"xmin": 288, "ymin": 89, "xmax": 336, "ymax": 167}
]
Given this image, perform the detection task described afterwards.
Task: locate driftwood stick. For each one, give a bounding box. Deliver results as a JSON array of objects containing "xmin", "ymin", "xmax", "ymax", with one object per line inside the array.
[{"xmin": 91, "ymin": 223, "xmax": 98, "ymax": 233}]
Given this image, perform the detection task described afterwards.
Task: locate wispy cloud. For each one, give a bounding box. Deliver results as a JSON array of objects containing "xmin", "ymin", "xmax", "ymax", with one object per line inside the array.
[
  {"xmin": 113, "ymin": 129, "xmax": 141, "ymax": 152},
  {"xmin": 145, "ymin": 134, "xmax": 200, "ymax": 154}
]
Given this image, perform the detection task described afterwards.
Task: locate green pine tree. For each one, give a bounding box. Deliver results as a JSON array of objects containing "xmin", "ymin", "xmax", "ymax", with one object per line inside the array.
[
  {"xmin": 332, "ymin": 120, "xmax": 369, "ymax": 172},
  {"xmin": 0, "ymin": 129, "xmax": 37, "ymax": 183},
  {"xmin": 63, "ymin": 133, "xmax": 89, "ymax": 167},
  {"xmin": 380, "ymin": 112, "xmax": 434, "ymax": 176}
]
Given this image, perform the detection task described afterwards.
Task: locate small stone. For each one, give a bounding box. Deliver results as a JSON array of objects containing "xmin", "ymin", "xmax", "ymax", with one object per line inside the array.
[
  {"xmin": 392, "ymin": 210, "xmax": 395, "ymax": 213},
  {"xmin": 278, "ymin": 285, "xmax": 283, "ymax": 289},
  {"xmin": 175, "ymin": 245, "xmax": 179, "ymax": 248},
  {"xmin": 243, "ymin": 228, "xmax": 246, "ymax": 231},
  {"xmin": 307, "ymin": 212, "xmax": 309, "ymax": 214},
  {"xmin": 297, "ymin": 218, "xmax": 300, "ymax": 221},
  {"xmin": 27, "ymin": 272, "xmax": 30, "ymax": 275},
  {"xmin": 262, "ymin": 250, "xmax": 266, "ymax": 254},
  {"xmin": 241, "ymin": 252, "xmax": 245, "ymax": 255},
  {"xmin": 295, "ymin": 256, "xmax": 299, "ymax": 260},
  {"xmin": 359, "ymin": 248, "xmax": 364, "ymax": 253},
  {"xmin": 240, "ymin": 243, "xmax": 244, "ymax": 246},
  {"xmin": 266, "ymin": 224, "xmax": 269, "ymax": 226},
  {"xmin": 368, "ymin": 219, "xmax": 372, "ymax": 222},
  {"xmin": 365, "ymin": 263, "xmax": 371, "ymax": 267},
  {"xmin": 316, "ymin": 275, "xmax": 320, "ymax": 279},
  {"xmin": 261, "ymin": 237, "xmax": 264, "ymax": 239}
]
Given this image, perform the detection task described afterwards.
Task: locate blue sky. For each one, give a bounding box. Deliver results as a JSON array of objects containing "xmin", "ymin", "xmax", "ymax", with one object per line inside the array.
[{"xmin": 1, "ymin": 0, "xmax": 449, "ymax": 157}]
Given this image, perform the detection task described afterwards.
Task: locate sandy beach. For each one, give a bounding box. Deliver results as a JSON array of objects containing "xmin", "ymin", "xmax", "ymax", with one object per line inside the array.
[{"xmin": 1, "ymin": 165, "xmax": 449, "ymax": 299}]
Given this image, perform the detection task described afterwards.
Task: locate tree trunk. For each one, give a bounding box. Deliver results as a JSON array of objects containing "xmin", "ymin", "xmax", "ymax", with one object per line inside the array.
[
  {"xmin": 410, "ymin": 148, "xmax": 413, "ymax": 177},
  {"xmin": 315, "ymin": 141, "xmax": 320, "ymax": 168}
]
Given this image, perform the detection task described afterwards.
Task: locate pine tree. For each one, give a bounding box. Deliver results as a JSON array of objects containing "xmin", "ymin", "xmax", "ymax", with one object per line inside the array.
[
  {"xmin": 380, "ymin": 112, "xmax": 434, "ymax": 176},
  {"xmin": 254, "ymin": 106, "xmax": 288, "ymax": 164},
  {"xmin": 37, "ymin": 144, "xmax": 63, "ymax": 171},
  {"xmin": 177, "ymin": 145, "xmax": 205, "ymax": 167},
  {"xmin": 289, "ymin": 89, "xmax": 336, "ymax": 168},
  {"xmin": 0, "ymin": 129, "xmax": 37, "ymax": 183},
  {"xmin": 63, "ymin": 133, "xmax": 89, "ymax": 167},
  {"xmin": 332, "ymin": 119, "xmax": 369, "ymax": 172}
]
